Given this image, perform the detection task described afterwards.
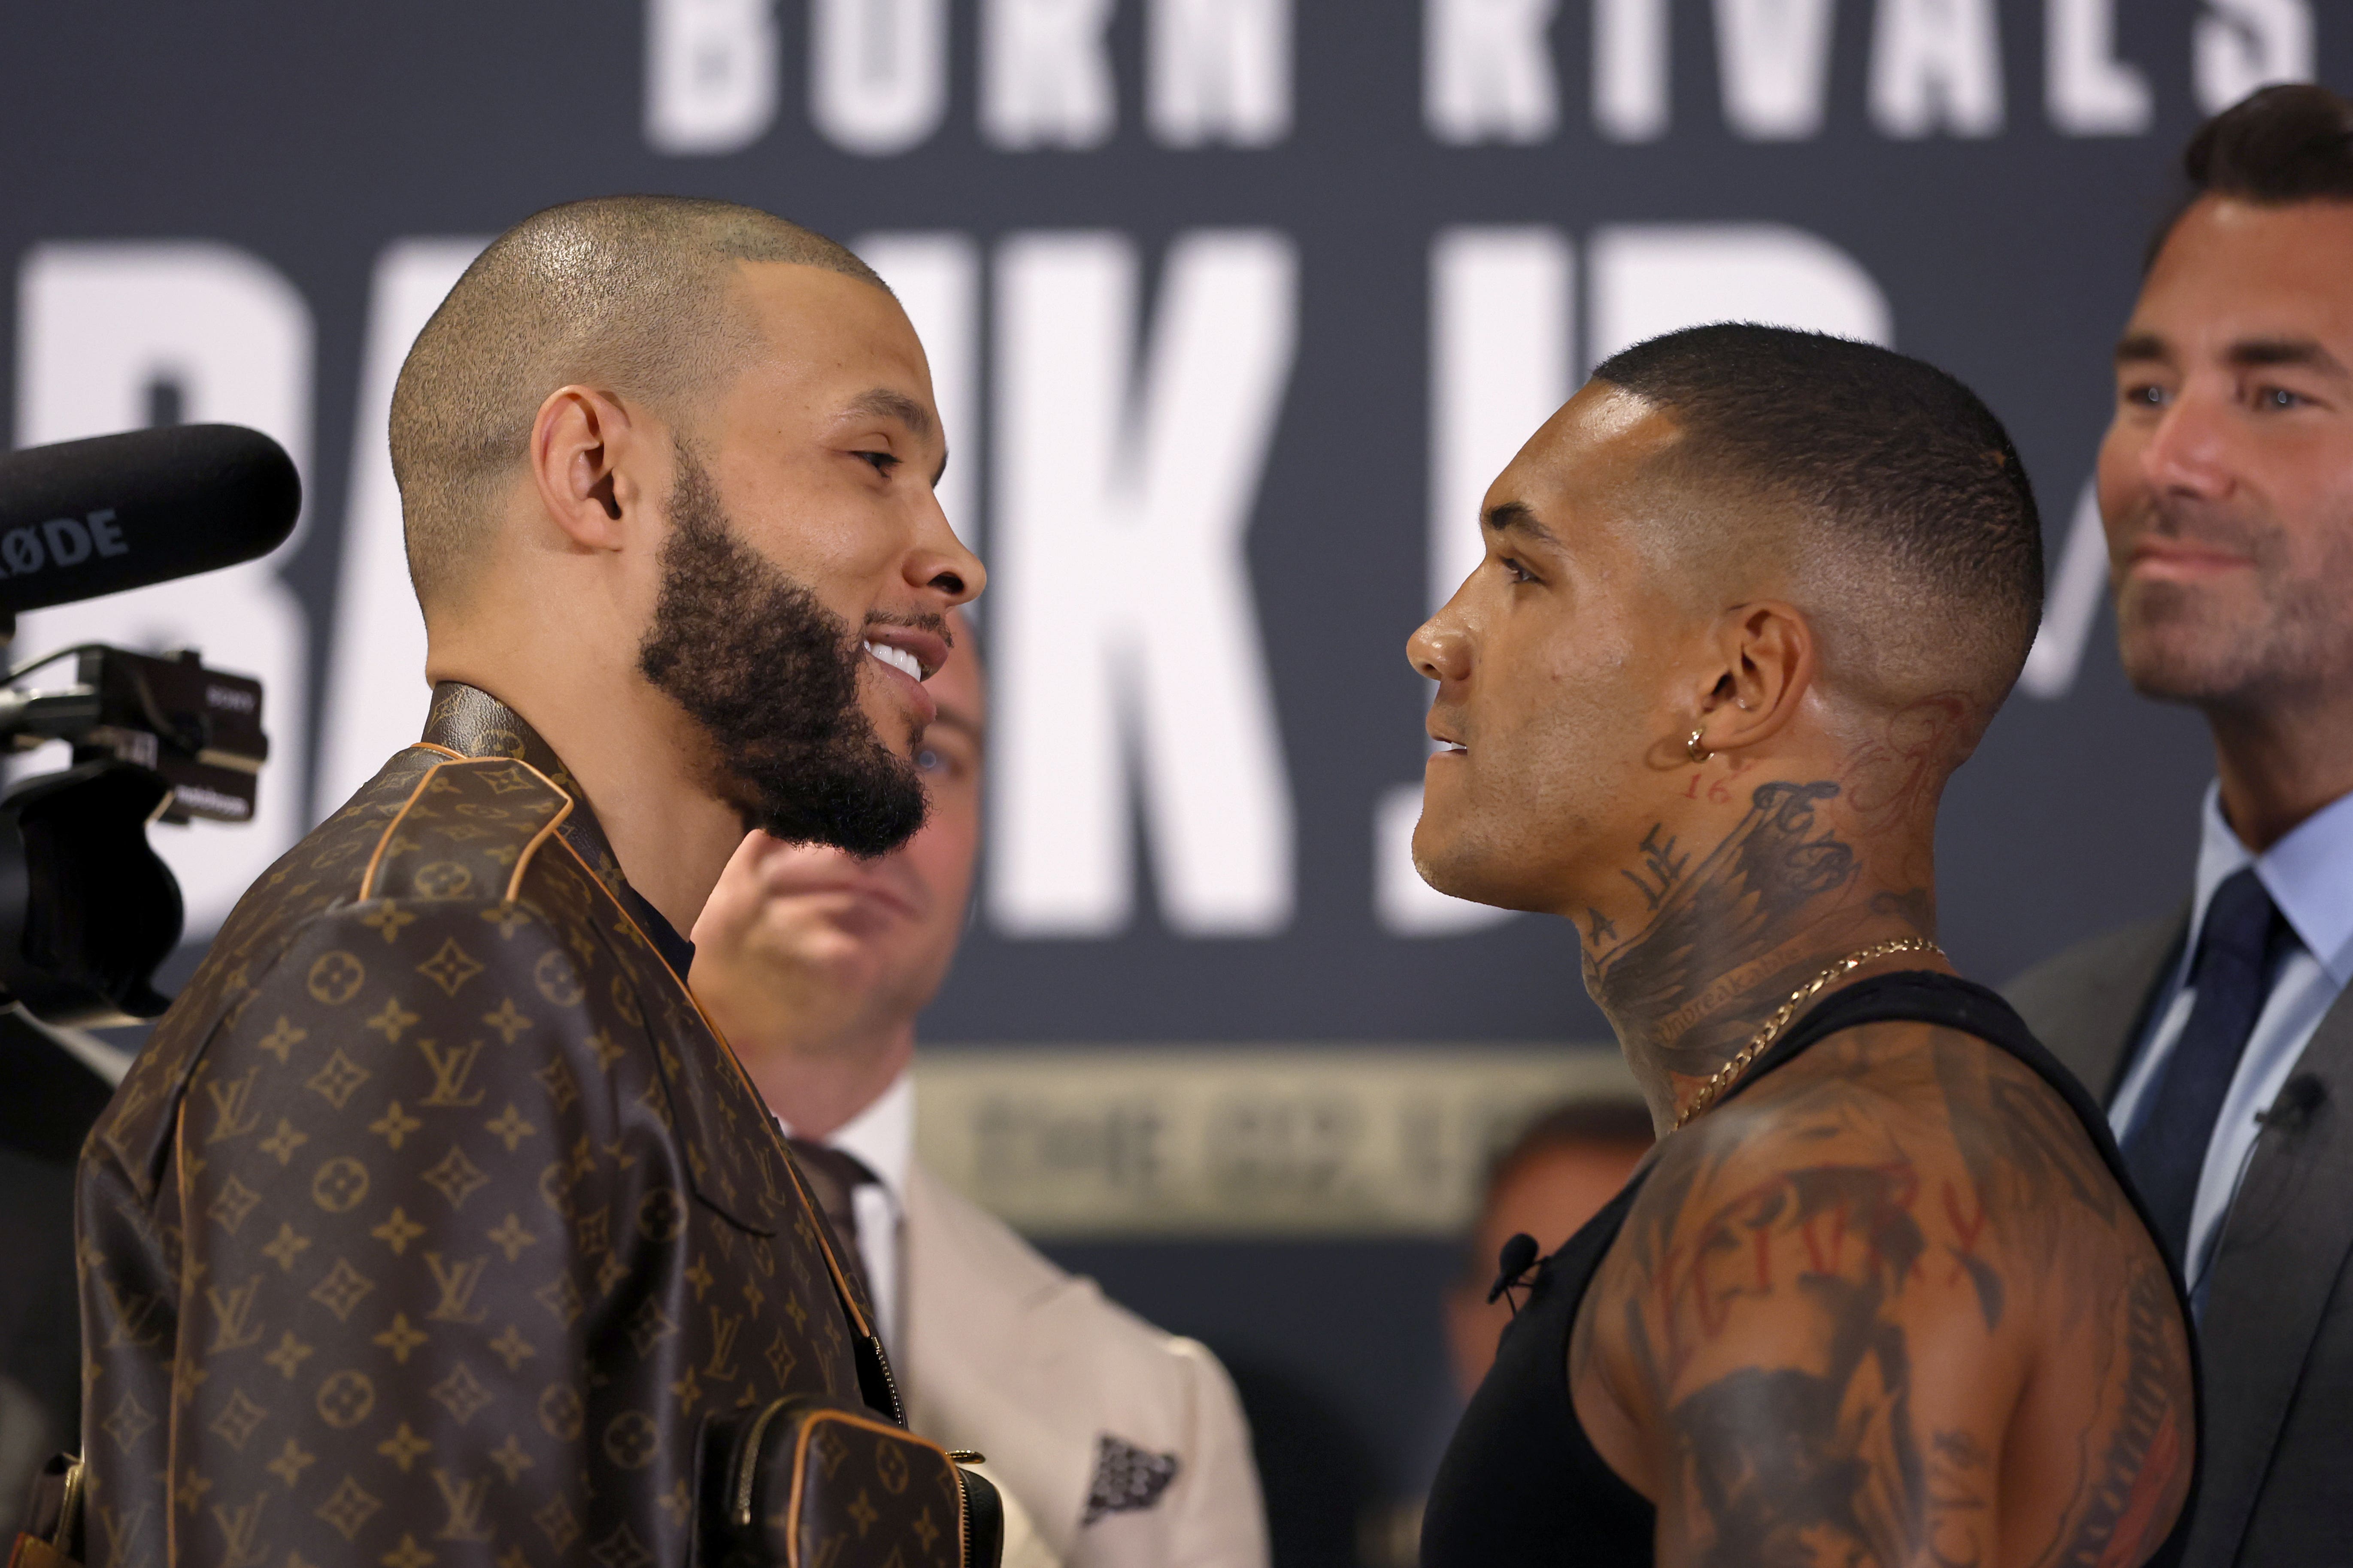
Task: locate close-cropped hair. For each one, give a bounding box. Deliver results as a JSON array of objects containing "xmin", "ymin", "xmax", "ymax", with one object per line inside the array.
[
  {"xmin": 2148, "ymin": 82, "xmax": 2353, "ymax": 269},
  {"xmin": 1591, "ymin": 324, "xmax": 2044, "ymax": 726},
  {"xmin": 389, "ymin": 195, "xmax": 885, "ymax": 611}
]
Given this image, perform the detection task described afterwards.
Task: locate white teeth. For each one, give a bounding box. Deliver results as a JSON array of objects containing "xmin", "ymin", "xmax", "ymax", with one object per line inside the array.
[{"xmin": 864, "ymin": 641, "xmax": 923, "ymax": 681}]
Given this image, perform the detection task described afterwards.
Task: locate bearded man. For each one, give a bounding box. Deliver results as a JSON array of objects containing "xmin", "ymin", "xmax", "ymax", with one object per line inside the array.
[
  {"xmin": 1410, "ymin": 325, "xmax": 2198, "ymax": 1568},
  {"xmin": 74, "ymin": 197, "xmax": 981, "ymax": 1568}
]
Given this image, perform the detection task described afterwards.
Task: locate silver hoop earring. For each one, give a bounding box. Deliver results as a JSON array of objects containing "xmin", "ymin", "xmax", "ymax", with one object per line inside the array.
[{"xmin": 1687, "ymin": 728, "xmax": 1711, "ymax": 764}]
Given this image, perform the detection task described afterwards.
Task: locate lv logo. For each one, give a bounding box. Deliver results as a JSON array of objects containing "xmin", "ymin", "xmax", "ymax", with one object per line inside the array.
[
  {"xmin": 417, "ymin": 1038, "xmax": 488, "ymax": 1108},
  {"xmin": 211, "ymin": 1493, "xmax": 271, "ymax": 1568},
  {"xmin": 100, "ymin": 1281, "xmax": 167, "ymax": 1349},
  {"xmin": 423, "ymin": 1253, "xmax": 490, "ymax": 1324},
  {"xmin": 431, "ymin": 1469, "xmax": 496, "ymax": 1541},
  {"xmin": 705, "ymin": 1307, "xmax": 745, "ymax": 1381},
  {"xmin": 203, "ymin": 1066, "xmax": 264, "ymax": 1143},
  {"xmin": 206, "ymin": 1274, "xmax": 268, "ymax": 1353}
]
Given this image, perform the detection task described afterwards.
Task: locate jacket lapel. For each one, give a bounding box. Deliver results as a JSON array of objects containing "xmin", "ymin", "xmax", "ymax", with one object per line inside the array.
[
  {"xmin": 2188, "ymin": 987, "xmax": 2353, "ymax": 1565},
  {"xmin": 2014, "ymin": 910, "xmax": 2186, "ymax": 1102}
]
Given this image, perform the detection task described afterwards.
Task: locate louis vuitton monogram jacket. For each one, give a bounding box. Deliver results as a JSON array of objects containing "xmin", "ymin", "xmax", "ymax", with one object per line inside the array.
[{"xmin": 79, "ymin": 683, "xmax": 884, "ymax": 1568}]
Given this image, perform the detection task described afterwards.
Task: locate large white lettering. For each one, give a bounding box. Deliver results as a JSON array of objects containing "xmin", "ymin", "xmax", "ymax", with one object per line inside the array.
[
  {"xmin": 644, "ymin": 0, "xmax": 780, "ymax": 154},
  {"xmin": 1868, "ymin": 0, "xmax": 2005, "ymax": 139},
  {"xmin": 2046, "ymin": 0, "xmax": 2150, "ymax": 136},
  {"xmin": 1149, "ymin": 0, "xmax": 1291, "ymax": 147},
  {"xmin": 317, "ymin": 240, "xmax": 485, "ymax": 820},
  {"xmin": 1716, "ymin": 0, "xmax": 1838, "ymax": 140},
  {"xmin": 14, "ymin": 244, "xmax": 314, "ymax": 938},
  {"xmin": 812, "ymin": 0, "xmax": 951, "ymax": 154},
  {"xmin": 1424, "ymin": 0, "xmax": 1561, "ymax": 145},
  {"xmin": 1381, "ymin": 228, "xmax": 1572, "ymax": 938},
  {"xmin": 981, "ymin": 0, "xmax": 1118, "ymax": 149},
  {"xmin": 990, "ymin": 231, "xmax": 1297, "ymax": 936},
  {"xmin": 2194, "ymin": 0, "xmax": 2314, "ymax": 116},
  {"xmin": 1593, "ymin": 0, "xmax": 1668, "ymax": 142}
]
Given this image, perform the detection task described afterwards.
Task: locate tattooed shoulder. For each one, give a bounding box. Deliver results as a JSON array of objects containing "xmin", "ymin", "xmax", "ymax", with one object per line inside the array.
[{"xmin": 1572, "ymin": 1021, "xmax": 2193, "ymax": 1568}]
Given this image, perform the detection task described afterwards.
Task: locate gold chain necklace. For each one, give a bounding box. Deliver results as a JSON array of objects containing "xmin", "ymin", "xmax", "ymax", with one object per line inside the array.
[{"xmin": 1672, "ymin": 935, "xmax": 1946, "ymax": 1129}]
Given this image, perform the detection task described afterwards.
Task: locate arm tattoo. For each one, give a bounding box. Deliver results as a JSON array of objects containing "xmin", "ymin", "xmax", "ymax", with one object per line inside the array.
[
  {"xmin": 1626, "ymin": 1159, "xmax": 1939, "ymax": 1565},
  {"xmin": 1590, "ymin": 1029, "xmax": 2192, "ymax": 1568}
]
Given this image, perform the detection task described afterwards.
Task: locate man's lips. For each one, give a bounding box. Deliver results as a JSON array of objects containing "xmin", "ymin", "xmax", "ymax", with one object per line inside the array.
[
  {"xmin": 861, "ymin": 627, "xmax": 944, "ymax": 728},
  {"xmin": 1425, "ymin": 721, "xmax": 1468, "ymax": 757},
  {"xmin": 2126, "ymin": 539, "xmax": 2255, "ymax": 582},
  {"xmin": 863, "ymin": 625, "xmax": 950, "ymax": 680}
]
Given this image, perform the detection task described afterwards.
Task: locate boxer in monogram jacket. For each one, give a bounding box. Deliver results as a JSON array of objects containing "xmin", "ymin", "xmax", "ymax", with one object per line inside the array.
[
  {"xmin": 75, "ymin": 197, "xmax": 985, "ymax": 1567},
  {"xmin": 81, "ymin": 687, "xmax": 886, "ymax": 1568}
]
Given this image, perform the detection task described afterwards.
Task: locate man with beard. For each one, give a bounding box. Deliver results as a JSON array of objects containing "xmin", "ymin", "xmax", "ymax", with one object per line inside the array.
[
  {"xmin": 1410, "ymin": 324, "xmax": 2197, "ymax": 1568},
  {"xmin": 71, "ymin": 197, "xmax": 982, "ymax": 1568},
  {"xmin": 2007, "ymin": 85, "xmax": 2353, "ymax": 1565}
]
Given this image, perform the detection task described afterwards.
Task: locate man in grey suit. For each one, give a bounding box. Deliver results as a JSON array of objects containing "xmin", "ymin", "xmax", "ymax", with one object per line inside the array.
[{"xmin": 2007, "ymin": 83, "xmax": 2353, "ymax": 1567}]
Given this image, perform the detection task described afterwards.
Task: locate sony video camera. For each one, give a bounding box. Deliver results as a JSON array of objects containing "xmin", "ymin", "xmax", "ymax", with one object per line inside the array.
[{"xmin": 0, "ymin": 424, "xmax": 300, "ymax": 1024}]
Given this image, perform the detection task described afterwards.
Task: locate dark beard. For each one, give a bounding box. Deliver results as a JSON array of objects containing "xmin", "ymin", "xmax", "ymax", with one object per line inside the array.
[{"xmin": 637, "ymin": 447, "xmax": 929, "ymax": 857}]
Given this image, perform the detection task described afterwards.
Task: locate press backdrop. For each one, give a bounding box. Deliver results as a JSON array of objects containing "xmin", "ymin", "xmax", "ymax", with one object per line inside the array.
[{"xmin": 3, "ymin": 3, "xmax": 2344, "ymax": 1562}]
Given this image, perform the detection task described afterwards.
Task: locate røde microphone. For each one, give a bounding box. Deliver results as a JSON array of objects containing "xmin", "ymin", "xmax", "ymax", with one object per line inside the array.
[{"xmin": 0, "ymin": 424, "xmax": 300, "ymax": 617}]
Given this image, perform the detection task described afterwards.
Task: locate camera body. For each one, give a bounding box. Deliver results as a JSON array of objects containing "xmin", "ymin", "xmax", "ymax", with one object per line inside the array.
[{"xmin": 0, "ymin": 646, "xmax": 268, "ymax": 1024}]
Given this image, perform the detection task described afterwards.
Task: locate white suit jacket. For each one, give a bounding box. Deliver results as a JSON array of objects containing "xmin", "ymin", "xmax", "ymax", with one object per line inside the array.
[{"xmin": 900, "ymin": 1161, "xmax": 1271, "ymax": 1568}]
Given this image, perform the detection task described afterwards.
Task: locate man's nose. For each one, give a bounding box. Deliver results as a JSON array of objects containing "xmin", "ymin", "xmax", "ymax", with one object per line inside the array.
[
  {"xmin": 906, "ymin": 493, "xmax": 986, "ymax": 606},
  {"xmin": 2140, "ymin": 387, "xmax": 2237, "ymax": 502},
  {"xmin": 1410, "ymin": 614, "xmax": 1472, "ymax": 684}
]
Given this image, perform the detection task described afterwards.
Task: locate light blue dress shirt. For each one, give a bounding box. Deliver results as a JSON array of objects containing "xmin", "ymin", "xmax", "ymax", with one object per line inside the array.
[{"xmin": 2109, "ymin": 782, "xmax": 2353, "ymax": 1306}]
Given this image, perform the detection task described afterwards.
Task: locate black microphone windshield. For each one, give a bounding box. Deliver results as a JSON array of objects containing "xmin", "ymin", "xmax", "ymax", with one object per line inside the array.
[{"xmin": 0, "ymin": 424, "xmax": 300, "ymax": 616}]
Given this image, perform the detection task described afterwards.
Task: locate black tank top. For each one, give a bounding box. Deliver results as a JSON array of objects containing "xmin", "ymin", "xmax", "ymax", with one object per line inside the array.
[{"xmin": 1421, "ymin": 972, "xmax": 2198, "ymax": 1568}]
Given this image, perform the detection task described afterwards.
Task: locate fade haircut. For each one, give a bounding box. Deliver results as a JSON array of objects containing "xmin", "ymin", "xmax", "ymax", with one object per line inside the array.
[
  {"xmin": 1591, "ymin": 324, "xmax": 2044, "ymax": 739},
  {"xmin": 2149, "ymin": 83, "xmax": 2353, "ymax": 270},
  {"xmin": 389, "ymin": 195, "xmax": 887, "ymax": 608}
]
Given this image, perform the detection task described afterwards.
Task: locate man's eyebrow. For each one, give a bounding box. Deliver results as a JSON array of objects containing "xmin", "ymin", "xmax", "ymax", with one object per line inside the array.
[
  {"xmin": 927, "ymin": 707, "xmax": 984, "ymax": 744},
  {"xmin": 1484, "ymin": 499, "xmax": 1559, "ymax": 545},
  {"xmin": 2227, "ymin": 337, "xmax": 2350, "ymax": 378},
  {"xmin": 2114, "ymin": 332, "xmax": 2170, "ymax": 365},
  {"xmin": 846, "ymin": 387, "xmax": 934, "ymax": 439}
]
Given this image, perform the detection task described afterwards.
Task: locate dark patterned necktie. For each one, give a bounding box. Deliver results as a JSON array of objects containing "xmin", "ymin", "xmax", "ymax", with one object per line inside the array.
[
  {"xmin": 2122, "ymin": 866, "xmax": 2283, "ymax": 1266},
  {"xmin": 786, "ymin": 1137, "xmax": 881, "ymax": 1302}
]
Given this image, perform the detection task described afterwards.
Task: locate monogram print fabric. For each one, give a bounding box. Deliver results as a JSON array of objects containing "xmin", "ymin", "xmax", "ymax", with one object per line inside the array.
[
  {"xmin": 769, "ymin": 1412, "xmax": 965, "ymax": 1568},
  {"xmin": 79, "ymin": 685, "xmax": 876, "ymax": 1568},
  {"xmin": 698, "ymin": 1403, "xmax": 966, "ymax": 1568}
]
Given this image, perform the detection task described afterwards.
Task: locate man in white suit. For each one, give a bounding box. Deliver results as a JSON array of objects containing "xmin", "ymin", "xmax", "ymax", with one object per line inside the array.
[{"xmin": 690, "ymin": 618, "xmax": 1271, "ymax": 1568}]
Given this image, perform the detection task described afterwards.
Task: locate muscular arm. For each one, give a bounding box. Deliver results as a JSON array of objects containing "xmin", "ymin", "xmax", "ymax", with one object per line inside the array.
[{"xmin": 1571, "ymin": 1021, "xmax": 2192, "ymax": 1568}]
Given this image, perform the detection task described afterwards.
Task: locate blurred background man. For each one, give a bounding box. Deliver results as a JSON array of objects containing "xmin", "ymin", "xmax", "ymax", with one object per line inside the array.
[
  {"xmin": 2009, "ymin": 83, "xmax": 2353, "ymax": 1566},
  {"xmin": 691, "ymin": 618, "xmax": 1271, "ymax": 1568},
  {"xmin": 1440, "ymin": 1098, "xmax": 1650, "ymax": 1403}
]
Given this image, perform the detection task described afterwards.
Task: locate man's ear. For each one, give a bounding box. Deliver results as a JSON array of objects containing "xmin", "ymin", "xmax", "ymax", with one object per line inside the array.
[
  {"xmin": 531, "ymin": 385, "xmax": 652, "ymax": 551},
  {"xmin": 1692, "ymin": 601, "xmax": 1815, "ymax": 756}
]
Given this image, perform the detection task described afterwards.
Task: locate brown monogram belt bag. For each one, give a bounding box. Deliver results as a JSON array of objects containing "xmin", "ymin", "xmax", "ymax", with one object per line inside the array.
[{"xmin": 698, "ymin": 1395, "xmax": 1004, "ymax": 1568}]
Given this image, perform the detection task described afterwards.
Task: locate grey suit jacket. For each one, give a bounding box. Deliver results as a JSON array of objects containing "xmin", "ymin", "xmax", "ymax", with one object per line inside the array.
[{"xmin": 2008, "ymin": 916, "xmax": 2353, "ymax": 1568}]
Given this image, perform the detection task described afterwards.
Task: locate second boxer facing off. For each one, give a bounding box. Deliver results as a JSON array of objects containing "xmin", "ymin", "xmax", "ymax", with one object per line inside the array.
[{"xmin": 1409, "ymin": 327, "xmax": 2198, "ymax": 1568}]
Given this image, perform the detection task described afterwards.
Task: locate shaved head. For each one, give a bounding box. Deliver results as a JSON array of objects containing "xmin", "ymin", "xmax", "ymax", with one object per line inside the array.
[{"xmin": 390, "ymin": 195, "xmax": 888, "ymax": 608}]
